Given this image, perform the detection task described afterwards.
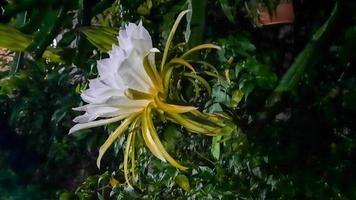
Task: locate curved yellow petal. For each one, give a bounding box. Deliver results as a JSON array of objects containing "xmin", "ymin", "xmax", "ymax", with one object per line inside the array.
[
  {"xmin": 141, "ymin": 106, "xmax": 166, "ymax": 162},
  {"xmin": 183, "ymin": 73, "xmax": 212, "ymax": 97},
  {"xmin": 147, "ymin": 110, "xmax": 188, "ymax": 171},
  {"xmin": 169, "ymin": 58, "xmax": 195, "ymax": 72},
  {"xmin": 180, "ymin": 44, "xmax": 221, "ymax": 59},
  {"xmin": 160, "ymin": 9, "xmax": 191, "ymax": 73},
  {"xmin": 154, "ymin": 96, "xmax": 196, "ymax": 113},
  {"xmin": 162, "ymin": 66, "xmax": 175, "ymax": 97},
  {"xmin": 186, "ymin": 78, "xmax": 201, "ymax": 101},
  {"xmin": 130, "ymin": 131, "xmax": 137, "ymax": 182},
  {"xmin": 143, "ymin": 50, "xmax": 163, "ymax": 92},
  {"xmin": 124, "ymin": 131, "xmax": 134, "ymax": 188},
  {"xmin": 96, "ymin": 113, "xmax": 139, "ymax": 168},
  {"xmin": 167, "ymin": 112, "xmax": 219, "ymax": 136}
]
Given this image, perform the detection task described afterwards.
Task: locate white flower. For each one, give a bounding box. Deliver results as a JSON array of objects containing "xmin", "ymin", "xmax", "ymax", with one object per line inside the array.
[
  {"xmin": 69, "ymin": 11, "xmax": 229, "ymax": 186},
  {"xmin": 70, "ymin": 21, "xmax": 197, "ymax": 171},
  {"xmin": 69, "ymin": 22, "xmax": 156, "ymax": 134}
]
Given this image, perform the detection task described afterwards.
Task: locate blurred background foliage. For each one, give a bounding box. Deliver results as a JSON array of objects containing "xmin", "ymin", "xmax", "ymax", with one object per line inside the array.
[{"xmin": 0, "ymin": 0, "xmax": 356, "ymax": 199}]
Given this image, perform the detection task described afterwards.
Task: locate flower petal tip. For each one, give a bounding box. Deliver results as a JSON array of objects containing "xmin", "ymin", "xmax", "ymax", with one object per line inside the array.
[
  {"xmin": 150, "ymin": 48, "xmax": 160, "ymax": 53},
  {"xmin": 68, "ymin": 129, "xmax": 74, "ymax": 135},
  {"xmin": 68, "ymin": 126, "xmax": 79, "ymax": 135},
  {"xmin": 96, "ymin": 157, "xmax": 102, "ymax": 169}
]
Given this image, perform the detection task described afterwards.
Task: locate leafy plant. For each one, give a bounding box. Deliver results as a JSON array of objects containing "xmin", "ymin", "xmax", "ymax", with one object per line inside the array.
[{"xmin": 0, "ymin": 0, "xmax": 355, "ymax": 199}]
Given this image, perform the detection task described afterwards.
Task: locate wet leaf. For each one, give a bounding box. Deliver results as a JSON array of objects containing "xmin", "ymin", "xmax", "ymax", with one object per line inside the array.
[
  {"xmin": 0, "ymin": 24, "xmax": 32, "ymax": 51},
  {"xmin": 175, "ymin": 174, "xmax": 190, "ymax": 192},
  {"xmin": 211, "ymin": 135, "xmax": 222, "ymax": 160},
  {"xmin": 79, "ymin": 26, "xmax": 119, "ymax": 52}
]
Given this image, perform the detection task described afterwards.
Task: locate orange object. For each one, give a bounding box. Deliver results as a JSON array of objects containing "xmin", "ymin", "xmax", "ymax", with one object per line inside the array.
[{"xmin": 258, "ymin": 1, "xmax": 295, "ymax": 25}]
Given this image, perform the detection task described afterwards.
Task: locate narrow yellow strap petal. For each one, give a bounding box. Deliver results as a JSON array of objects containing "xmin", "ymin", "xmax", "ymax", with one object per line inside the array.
[
  {"xmin": 162, "ymin": 66, "xmax": 175, "ymax": 97},
  {"xmin": 141, "ymin": 106, "xmax": 166, "ymax": 162},
  {"xmin": 181, "ymin": 44, "xmax": 221, "ymax": 59},
  {"xmin": 128, "ymin": 118, "xmax": 139, "ymax": 183},
  {"xmin": 155, "ymin": 96, "xmax": 196, "ymax": 113},
  {"xmin": 130, "ymin": 131, "xmax": 137, "ymax": 181},
  {"xmin": 186, "ymin": 78, "xmax": 201, "ymax": 101},
  {"xmin": 169, "ymin": 58, "xmax": 195, "ymax": 72},
  {"xmin": 189, "ymin": 60, "xmax": 219, "ymax": 76},
  {"xmin": 124, "ymin": 131, "xmax": 134, "ymax": 188},
  {"xmin": 147, "ymin": 111, "xmax": 188, "ymax": 171},
  {"xmin": 96, "ymin": 113, "xmax": 138, "ymax": 168},
  {"xmin": 160, "ymin": 9, "xmax": 191, "ymax": 73},
  {"xmin": 167, "ymin": 112, "xmax": 218, "ymax": 136},
  {"xmin": 143, "ymin": 51, "xmax": 163, "ymax": 92},
  {"xmin": 204, "ymin": 70, "xmax": 220, "ymax": 78},
  {"xmin": 190, "ymin": 110, "xmax": 221, "ymax": 123},
  {"xmin": 183, "ymin": 73, "xmax": 212, "ymax": 97}
]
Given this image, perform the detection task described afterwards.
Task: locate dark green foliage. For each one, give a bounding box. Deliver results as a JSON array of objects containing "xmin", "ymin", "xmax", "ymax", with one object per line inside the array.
[{"xmin": 1, "ymin": 0, "xmax": 356, "ymax": 199}]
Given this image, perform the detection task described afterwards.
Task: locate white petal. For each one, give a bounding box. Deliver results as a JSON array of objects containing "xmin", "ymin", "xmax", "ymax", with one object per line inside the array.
[
  {"xmin": 119, "ymin": 23, "xmax": 152, "ymax": 58},
  {"xmin": 97, "ymin": 58, "xmax": 112, "ymax": 78},
  {"xmin": 97, "ymin": 59, "xmax": 123, "ymax": 89},
  {"xmin": 150, "ymin": 48, "xmax": 160, "ymax": 53},
  {"xmin": 81, "ymin": 89, "xmax": 120, "ymax": 104},
  {"xmin": 108, "ymin": 44, "xmax": 121, "ymax": 58},
  {"xmin": 72, "ymin": 97, "xmax": 148, "ymax": 123},
  {"xmin": 80, "ymin": 79, "xmax": 124, "ymax": 104},
  {"xmin": 73, "ymin": 105, "xmax": 120, "ymax": 123},
  {"xmin": 105, "ymin": 97, "xmax": 150, "ymax": 108},
  {"xmin": 68, "ymin": 115, "xmax": 126, "ymax": 134},
  {"xmin": 72, "ymin": 113, "xmax": 97, "ymax": 123},
  {"xmin": 117, "ymin": 50, "xmax": 153, "ymax": 92}
]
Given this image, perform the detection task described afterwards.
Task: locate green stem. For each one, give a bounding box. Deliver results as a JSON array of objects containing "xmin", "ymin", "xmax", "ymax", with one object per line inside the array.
[
  {"xmin": 188, "ymin": 0, "xmax": 207, "ymax": 48},
  {"xmin": 266, "ymin": 2, "xmax": 340, "ymax": 107}
]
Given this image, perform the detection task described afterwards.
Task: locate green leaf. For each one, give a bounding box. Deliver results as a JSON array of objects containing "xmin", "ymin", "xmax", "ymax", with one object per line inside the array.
[
  {"xmin": 0, "ymin": 24, "xmax": 63, "ymax": 62},
  {"xmin": 97, "ymin": 192, "xmax": 105, "ymax": 200},
  {"xmin": 212, "ymin": 82, "xmax": 231, "ymax": 105},
  {"xmin": 0, "ymin": 24, "xmax": 32, "ymax": 51},
  {"xmin": 25, "ymin": 8, "xmax": 67, "ymax": 59},
  {"xmin": 164, "ymin": 126, "xmax": 181, "ymax": 152},
  {"xmin": 211, "ymin": 135, "xmax": 222, "ymax": 160},
  {"xmin": 59, "ymin": 192, "xmax": 76, "ymax": 200},
  {"xmin": 137, "ymin": 0, "xmax": 152, "ymax": 16},
  {"xmin": 0, "ymin": 71, "xmax": 26, "ymax": 95},
  {"xmin": 42, "ymin": 48, "xmax": 63, "ymax": 63},
  {"xmin": 218, "ymin": 0, "xmax": 236, "ymax": 23},
  {"xmin": 175, "ymin": 174, "xmax": 190, "ymax": 192},
  {"xmin": 79, "ymin": 26, "xmax": 119, "ymax": 52},
  {"xmin": 230, "ymin": 89, "xmax": 244, "ymax": 108}
]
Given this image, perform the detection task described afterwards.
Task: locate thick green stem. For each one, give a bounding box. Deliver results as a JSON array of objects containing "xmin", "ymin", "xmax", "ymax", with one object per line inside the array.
[
  {"xmin": 188, "ymin": 0, "xmax": 207, "ymax": 48},
  {"xmin": 266, "ymin": 2, "xmax": 340, "ymax": 107}
]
